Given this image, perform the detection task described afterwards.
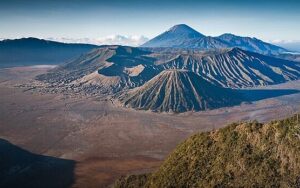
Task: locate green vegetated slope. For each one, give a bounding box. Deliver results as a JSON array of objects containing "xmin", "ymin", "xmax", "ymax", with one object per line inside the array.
[{"xmin": 114, "ymin": 114, "xmax": 300, "ymax": 188}]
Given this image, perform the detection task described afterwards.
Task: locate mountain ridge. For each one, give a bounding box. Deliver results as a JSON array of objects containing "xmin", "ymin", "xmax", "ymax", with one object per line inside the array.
[
  {"xmin": 157, "ymin": 47, "xmax": 300, "ymax": 88},
  {"xmin": 141, "ymin": 24, "xmax": 288, "ymax": 55},
  {"xmin": 37, "ymin": 45, "xmax": 300, "ymax": 97},
  {"xmin": 0, "ymin": 37, "xmax": 98, "ymax": 68},
  {"xmin": 217, "ymin": 33, "xmax": 287, "ymax": 55}
]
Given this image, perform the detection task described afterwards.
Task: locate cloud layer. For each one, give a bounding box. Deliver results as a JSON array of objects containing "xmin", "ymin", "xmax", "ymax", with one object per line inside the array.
[
  {"xmin": 270, "ymin": 40, "xmax": 300, "ymax": 52},
  {"xmin": 47, "ymin": 35, "xmax": 149, "ymax": 46}
]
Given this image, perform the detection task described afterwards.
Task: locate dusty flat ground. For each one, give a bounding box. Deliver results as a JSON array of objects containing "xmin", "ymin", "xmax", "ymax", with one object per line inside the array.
[{"xmin": 1, "ymin": 66, "xmax": 300, "ymax": 187}]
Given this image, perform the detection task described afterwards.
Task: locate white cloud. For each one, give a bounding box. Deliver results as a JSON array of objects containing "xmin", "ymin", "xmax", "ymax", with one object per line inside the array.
[
  {"xmin": 47, "ymin": 35, "xmax": 149, "ymax": 46},
  {"xmin": 268, "ymin": 39, "xmax": 300, "ymax": 44},
  {"xmin": 268, "ymin": 39, "xmax": 300, "ymax": 52}
]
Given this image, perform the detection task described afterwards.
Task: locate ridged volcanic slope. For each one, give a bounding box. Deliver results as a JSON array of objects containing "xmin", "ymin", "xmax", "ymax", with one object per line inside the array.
[
  {"xmin": 36, "ymin": 45, "xmax": 158, "ymax": 93},
  {"xmin": 119, "ymin": 69, "xmax": 244, "ymax": 112},
  {"xmin": 37, "ymin": 46, "xmax": 300, "ymax": 95},
  {"xmin": 159, "ymin": 48, "xmax": 300, "ymax": 88}
]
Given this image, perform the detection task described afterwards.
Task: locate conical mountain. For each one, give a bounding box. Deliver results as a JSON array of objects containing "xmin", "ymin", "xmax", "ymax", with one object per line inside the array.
[
  {"xmin": 165, "ymin": 24, "xmax": 203, "ymax": 37},
  {"xmin": 141, "ymin": 24, "xmax": 206, "ymax": 48},
  {"xmin": 118, "ymin": 69, "xmax": 244, "ymax": 112}
]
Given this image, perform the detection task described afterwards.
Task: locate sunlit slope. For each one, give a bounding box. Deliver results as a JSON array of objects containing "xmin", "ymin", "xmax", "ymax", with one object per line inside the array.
[{"xmin": 115, "ymin": 115, "xmax": 300, "ymax": 187}]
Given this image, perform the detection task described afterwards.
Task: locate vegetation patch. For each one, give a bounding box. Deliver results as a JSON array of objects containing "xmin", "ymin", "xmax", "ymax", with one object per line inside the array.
[{"xmin": 114, "ymin": 114, "xmax": 300, "ymax": 187}]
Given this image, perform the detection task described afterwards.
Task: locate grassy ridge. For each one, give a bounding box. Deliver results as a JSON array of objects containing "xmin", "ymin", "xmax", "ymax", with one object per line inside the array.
[{"xmin": 114, "ymin": 114, "xmax": 300, "ymax": 187}]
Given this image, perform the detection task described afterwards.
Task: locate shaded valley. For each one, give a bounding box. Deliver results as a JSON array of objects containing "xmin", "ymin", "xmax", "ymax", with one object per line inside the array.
[{"xmin": 0, "ymin": 138, "xmax": 75, "ymax": 188}]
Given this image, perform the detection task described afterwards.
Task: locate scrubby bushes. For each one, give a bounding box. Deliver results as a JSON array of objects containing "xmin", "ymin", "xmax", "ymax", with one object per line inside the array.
[{"xmin": 114, "ymin": 114, "xmax": 300, "ymax": 188}]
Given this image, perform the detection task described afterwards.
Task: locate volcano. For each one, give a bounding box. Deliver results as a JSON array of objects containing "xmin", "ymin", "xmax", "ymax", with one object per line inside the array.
[{"xmin": 119, "ymin": 69, "xmax": 244, "ymax": 112}]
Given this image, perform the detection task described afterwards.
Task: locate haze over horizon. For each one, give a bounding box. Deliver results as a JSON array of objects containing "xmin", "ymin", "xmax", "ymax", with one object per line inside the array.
[{"xmin": 1, "ymin": 0, "xmax": 300, "ymax": 47}]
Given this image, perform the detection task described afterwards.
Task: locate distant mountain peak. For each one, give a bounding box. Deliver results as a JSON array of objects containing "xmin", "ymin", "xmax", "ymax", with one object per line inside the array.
[
  {"xmin": 218, "ymin": 33, "xmax": 255, "ymax": 42},
  {"xmin": 218, "ymin": 33, "xmax": 236, "ymax": 38},
  {"xmin": 141, "ymin": 25, "xmax": 287, "ymax": 55},
  {"xmin": 220, "ymin": 33, "xmax": 236, "ymax": 36},
  {"xmin": 217, "ymin": 34, "xmax": 287, "ymax": 55},
  {"xmin": 167, "ymin": 24, "xmax": 201, "ymax": 35},
  {"xmin": 219, "ymin": 33, "xmax": 254, "ymax": 40},
  {"xmin": 141, "ymin": 24, "xmax": 205, "ymax": 48},
  {"xmin": 161, "ymin": 24, "xmax": 205, "ymax": 38}
]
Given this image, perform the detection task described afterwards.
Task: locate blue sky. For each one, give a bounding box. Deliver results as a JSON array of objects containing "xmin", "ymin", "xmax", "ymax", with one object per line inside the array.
[{"xmin": 1, "ymin": 0, "xmax": 300, "ymax": 46}]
